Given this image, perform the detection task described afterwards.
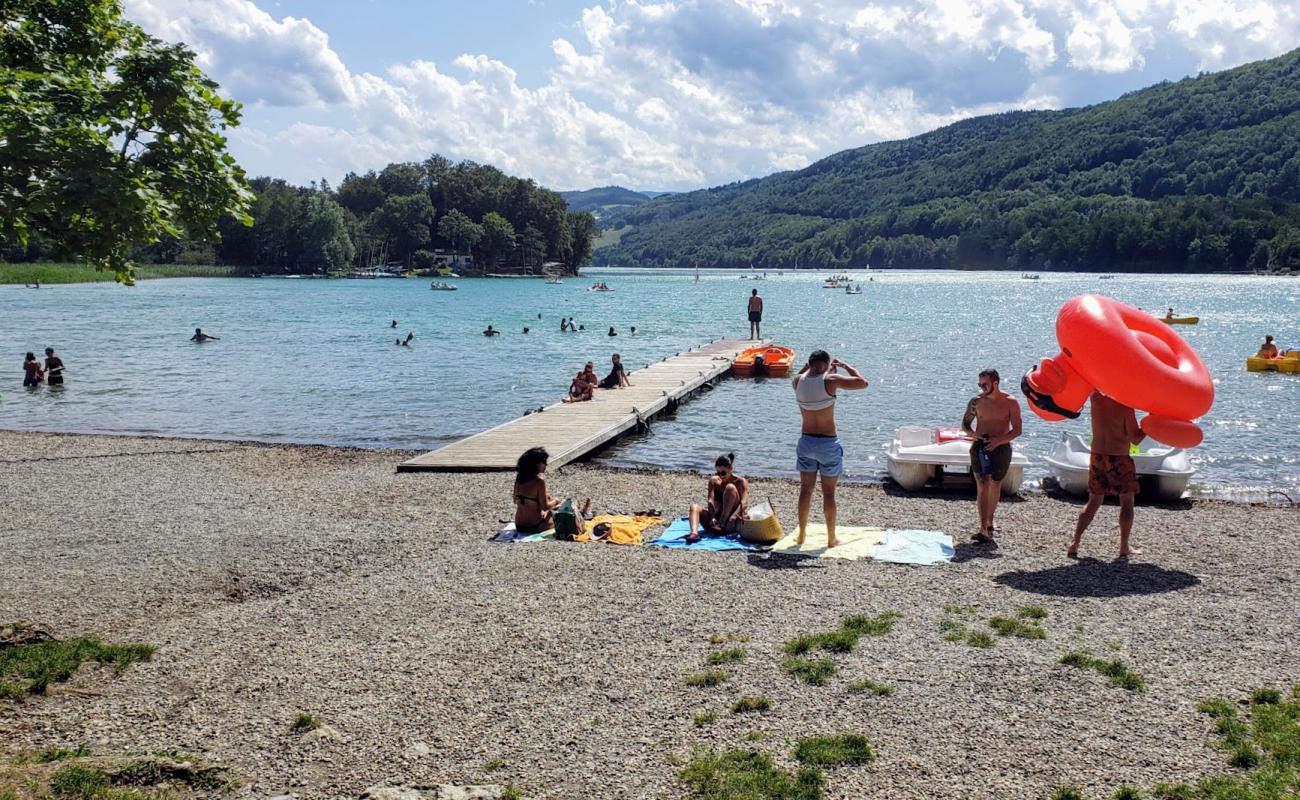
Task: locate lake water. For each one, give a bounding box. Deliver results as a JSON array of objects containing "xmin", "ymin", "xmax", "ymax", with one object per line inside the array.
[{"xmin": 2, "ymin": 270, "xmax": 1297, "ymax": 499}]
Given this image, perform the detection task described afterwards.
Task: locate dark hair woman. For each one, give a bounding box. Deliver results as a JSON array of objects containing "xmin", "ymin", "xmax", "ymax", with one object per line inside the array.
[
  {"xmin": 686, "ymin": 452, "xmax": 749, "ymax": 543},
  {"xmin": 22, "ymin": 352, "xmax": 43, "ymax": 387},
  {"xmin": 598, "ymin": 353, "xmax": 631, "ymax": 389},
  {"xmin": 513, "ymin": 447, "xmax": 591, "ymax": 534}
]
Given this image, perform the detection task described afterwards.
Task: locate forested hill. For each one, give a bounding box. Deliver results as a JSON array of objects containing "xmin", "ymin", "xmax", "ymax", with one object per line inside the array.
[
  {"xmin": 599, "ymin": 48, "xmax": 1300, "ymax": 272},
  {"xmin": 560, "ymin": 186, "xmax": 653, "ymax": 216}
]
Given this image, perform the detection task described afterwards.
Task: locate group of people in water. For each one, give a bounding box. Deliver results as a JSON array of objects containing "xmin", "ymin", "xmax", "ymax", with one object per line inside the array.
[
  {"xmin": 21, "ymin": 348, "xmax": 65, "ymax": 388},
  {"xmin": 517, "ymin": 339, "xmax": 1151, "ymax": 558}
]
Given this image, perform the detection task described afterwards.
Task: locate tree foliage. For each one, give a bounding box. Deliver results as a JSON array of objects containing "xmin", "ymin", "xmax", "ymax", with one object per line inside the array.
[
  {"xmin": 600, "ymin": 48, "xmax": 1300, "ymax": 272},
  {"xmin": 0, "ymin": 0, "xmax": 252, "ymax": 283}
]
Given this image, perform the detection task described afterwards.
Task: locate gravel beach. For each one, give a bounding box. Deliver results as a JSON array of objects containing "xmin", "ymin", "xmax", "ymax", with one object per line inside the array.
[{"xmin": 1, "ymin": 430, "xmax": 1297, "ymax": 799}]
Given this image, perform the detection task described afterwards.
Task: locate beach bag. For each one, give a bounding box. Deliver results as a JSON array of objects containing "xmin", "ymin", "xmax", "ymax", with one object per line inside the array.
[
  {"xmin": 737, "ymin": 498, "xmax": 783, "ymax": 545},
  {"xmin": 554, "ymin": 498, "xmax": 582, "ymax": 541}
]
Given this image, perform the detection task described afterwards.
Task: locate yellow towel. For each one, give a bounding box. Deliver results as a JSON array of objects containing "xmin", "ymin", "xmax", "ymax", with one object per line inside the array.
[
  {"xmin": 579, "ymin": 514, "xmax": 662, "ymax": 546},
  {"xmin": 771, "ymin": 524, "xmax": 885, "ymax": 560}
]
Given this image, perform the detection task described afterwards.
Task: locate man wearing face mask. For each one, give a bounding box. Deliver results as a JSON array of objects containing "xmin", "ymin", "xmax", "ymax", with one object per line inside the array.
[{"xmin": 961, "ymin": 368, "xmax": 1022, "ymax": 544}]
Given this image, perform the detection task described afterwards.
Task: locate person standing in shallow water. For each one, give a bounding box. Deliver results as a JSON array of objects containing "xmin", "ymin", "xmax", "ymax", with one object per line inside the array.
[
  {"xmin": 1069, "ymin": 391, "xmax": 1145, "ymax": 559},
  {"xmin": 747, "ymin": 289, "xmax": 763, "ymax": 339},
  {"xmin": 961, "ymin": 369, "xmax": 1021, "ymax": 544},
  {"xmin": 22, "ymin": 352, "xmax": 43, "ymax": 386},
  {"xmin": 43, "ymin": 348, "xmax": 65, "ymax": 386}
]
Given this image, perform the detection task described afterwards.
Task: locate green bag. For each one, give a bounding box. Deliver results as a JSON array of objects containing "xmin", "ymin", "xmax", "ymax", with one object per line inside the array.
[{"xmin": 553, "ymin": 498, "xmax": 582, "ymax": 541}]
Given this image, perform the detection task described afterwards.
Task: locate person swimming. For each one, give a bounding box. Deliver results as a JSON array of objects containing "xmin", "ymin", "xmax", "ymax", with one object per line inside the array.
[
  {"xmin": 190, "ymin": 328, "xmax": 219, "ymax": 342},
  {"xmin": 403, "ymin": 332, "xmax": 414, "ymax": 346},
  {"xmin": 484, "ymin": 325, "xmax": 500, "ymax": 337},
  {"xmin": 608, "ymin": 326, "xmax": 617, "ymax": 337},
  {"xmin": 391, "ymin": 320, "xmax": 398, "ymax": 328},
  {"xmin": 523, "ymin": 326, "xmax": 530, "ymax": 334}
]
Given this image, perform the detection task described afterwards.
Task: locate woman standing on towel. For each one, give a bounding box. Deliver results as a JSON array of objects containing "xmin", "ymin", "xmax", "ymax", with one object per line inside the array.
[
  {"xmin": 686, "ymin": 453, "xmax": 749, "ymax": 544},
  {"xmin": 513, "ymin": 447, "xmax": 591, "ymax": 534}
]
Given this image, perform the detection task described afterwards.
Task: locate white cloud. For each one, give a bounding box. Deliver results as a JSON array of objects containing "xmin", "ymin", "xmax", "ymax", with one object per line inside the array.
[{"xmin": 125, "ymin": 0, "xmax": 1300, "ymax": 191}]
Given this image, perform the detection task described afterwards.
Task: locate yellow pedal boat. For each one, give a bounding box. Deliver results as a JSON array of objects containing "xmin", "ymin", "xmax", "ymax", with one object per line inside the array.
[
  {"xmin": 1247, "ymin": 350, "xmax": 1300, "ymax": 373},
  {"xmin": 1161, "ymin": 315, "xmax": 1199, "ymax": 325}
]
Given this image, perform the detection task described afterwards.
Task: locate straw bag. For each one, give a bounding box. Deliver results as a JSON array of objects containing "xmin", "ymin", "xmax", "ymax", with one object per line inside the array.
[{"xmin": 737, "ymin": 498, "xmax": 783, "ymax": 544}]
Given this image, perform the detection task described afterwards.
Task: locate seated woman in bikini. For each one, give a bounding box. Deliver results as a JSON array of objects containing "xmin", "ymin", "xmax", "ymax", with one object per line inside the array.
[
  {"xmin": 563, "ymin": 362, "xmax": 598, "ymax": 402},
  {"xmin": 513, "ymin": 447, "xmax": 590, "ymax": 534},
  {"xmin": 686, "ymin": 452, "xmax": 749, "ymax": 543}
]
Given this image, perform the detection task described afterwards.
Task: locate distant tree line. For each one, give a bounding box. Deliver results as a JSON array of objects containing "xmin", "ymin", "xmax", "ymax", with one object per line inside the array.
[
  {"xmin": 3, "ymin": 155, "xmax": 598, "ymax": 274},
  {"xmin": 600, "ymin": 48, "xmax": 1300, "ymax": 273}
]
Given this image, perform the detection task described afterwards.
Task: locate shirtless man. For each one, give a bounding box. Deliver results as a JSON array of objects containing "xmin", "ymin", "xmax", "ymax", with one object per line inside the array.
[
  {"xmin": 961, "ymin": 369, "xmax": 1022, "ymax": 543},
  {"xmin": 747, "ymin": 289, "xmax": 763, "ymax": 339},
  {"xmin": 190, "ymin": 328, "xmax": 219, "ymax": 342},
  {"xmin": 1069, "ymin": 391, "xmax": 1144, "ymax": 558},
  {"xmin": 1257, "ymin": 335, "xmax": 1279, "ymax": 358},
  {"xmin": 792, "ymin": 350, "xmax": 869, "ymax": 548}
]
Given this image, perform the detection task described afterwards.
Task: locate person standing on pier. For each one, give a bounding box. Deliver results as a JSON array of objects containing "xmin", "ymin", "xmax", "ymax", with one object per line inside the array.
[
  {"xmin": 792, "ymin": 350, "xmax": 868, "ymax": 548},
  {"xmin": 747, "ymin": 289, "xmax": 764, "ymax": 339}
]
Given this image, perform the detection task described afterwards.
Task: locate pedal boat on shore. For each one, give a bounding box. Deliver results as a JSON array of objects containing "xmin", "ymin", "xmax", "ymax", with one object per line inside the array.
[
  {"xmin": 732, "ymin": 345, "xmax": 795, "ymax": 377},
  {"xmin": 1043, "ymin": 433, "xmax": 1193, "ymax": 500},
  {"xmin": 885, "ymin": 426, "xmax": 1027, "ymax": 496}
]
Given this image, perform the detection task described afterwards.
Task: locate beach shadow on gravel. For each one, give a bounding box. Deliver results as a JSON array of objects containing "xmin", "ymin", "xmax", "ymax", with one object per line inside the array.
[
  {"xmin": 951, "ymin": 541, "xmax": 1004, "ymax": 563},
  {"xmin": 747, "ymin": 553, "xmax": 829, "ymax": 571},
  {"xmin": 994, "ymin": 559, "xmax": 1200, "ymax": 598}
]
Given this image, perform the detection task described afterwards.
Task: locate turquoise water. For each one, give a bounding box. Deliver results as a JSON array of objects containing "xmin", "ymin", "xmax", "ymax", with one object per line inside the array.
[{"xmin": 2, "ymin": 270, "xmax": 1297, "ymax": 498}]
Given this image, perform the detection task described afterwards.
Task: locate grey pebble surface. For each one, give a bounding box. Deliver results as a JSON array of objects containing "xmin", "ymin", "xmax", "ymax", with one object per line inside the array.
[{"xmin": 0, "ymin": 430, "xmax": 1297, "ymax": 799}]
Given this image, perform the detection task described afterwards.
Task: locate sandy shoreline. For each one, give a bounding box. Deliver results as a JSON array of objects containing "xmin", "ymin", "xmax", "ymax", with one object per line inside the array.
[{"xmin": 1, "ymin": 429, "xmax": 1298, "ymax": 799}]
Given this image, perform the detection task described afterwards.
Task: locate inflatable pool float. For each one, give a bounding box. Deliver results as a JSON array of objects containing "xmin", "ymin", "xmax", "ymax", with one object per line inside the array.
[
  {"xmin": 884, "ymin": 426, "xmax": 1027, "ymax": 496},
  {"xmin": 1246, "ymin": 350, "xmax": 1300, "ymax": 373},
  {"xmin": 1044, "ymin": 433, "xmax": 1193, "ymax": 501},
  {"xmin": 1021, "ymin": 295, "xmax": 1214, "ymax": 448},
  {"xmin": 732, "ymin": 345, "xmax": 794, "ymax": 377},
  {"xmin": 1161, "ymin": 315, "xmax": 1199, "ymax": 325}
]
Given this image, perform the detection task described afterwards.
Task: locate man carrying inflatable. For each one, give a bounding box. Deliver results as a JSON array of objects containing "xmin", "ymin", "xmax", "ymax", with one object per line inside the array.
[
  {"xmin": 1068, "ymin": 391, "xmax": 1144, "ymax": 559},
  {"xmin": 961, "ymin": 369, "xmax": 1022, "ymax": 543}
]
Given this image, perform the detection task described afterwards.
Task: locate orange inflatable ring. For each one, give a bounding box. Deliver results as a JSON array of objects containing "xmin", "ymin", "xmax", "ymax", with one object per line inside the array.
[{"xmin": 1023, "ymin": 295, "xmax": 1213, "ymax": 448}]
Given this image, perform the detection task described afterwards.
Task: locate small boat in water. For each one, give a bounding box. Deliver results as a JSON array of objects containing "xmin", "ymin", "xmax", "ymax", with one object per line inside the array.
[
  {"xmin": 732, "ymin": 345, "xmax": 795, "ymax": 377},
  {"xmin": 1044, "ymin": 433, "xmax": 1194, "ymax": 501},
  {"xmin": 845, "ymin": 284, "xmax": 862, "ymax": 295},
  {"xmin": 1247, "ymin": 349, "xmax": 1300, "ymax": 373},
  {"xmin": 588, "ymin": 282, "xmax": 614, "ymax": 292},
  {"xmin": 1161, "ymin": 315, "xmax": 1199, "ymax": 325},
  {"xmin": 429, "ymin": 281, "xmax": 458, "ymax": 291},
  {"xmin": 885, "ymin": 426, "xmax": 1028, "ymax": 496}
]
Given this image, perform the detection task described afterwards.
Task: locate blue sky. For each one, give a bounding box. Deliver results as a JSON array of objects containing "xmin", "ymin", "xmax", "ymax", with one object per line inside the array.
[{"xmin": 125, "ymin": 0, "xmax": 1300, "ymax": 192}]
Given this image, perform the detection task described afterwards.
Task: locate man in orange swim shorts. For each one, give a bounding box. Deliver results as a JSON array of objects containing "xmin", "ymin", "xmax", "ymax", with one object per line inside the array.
[{"xmin": 1068, "ymin": 390, "xmax": 1145, "ymax": 558}]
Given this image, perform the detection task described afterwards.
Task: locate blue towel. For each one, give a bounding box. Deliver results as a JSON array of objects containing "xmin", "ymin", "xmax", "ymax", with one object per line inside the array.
[
  {"xmin": 870, "ymin": 529, "xmax": 954, "ymax": 565},
  {"xmin": 651, "ymin": 517, "xmax": 768, "ymax": 552}
]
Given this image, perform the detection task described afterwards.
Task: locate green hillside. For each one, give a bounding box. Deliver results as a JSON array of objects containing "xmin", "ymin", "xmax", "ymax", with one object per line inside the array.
[
  {"xmin": 600, "ymin": 49, "xmax": 1300, "ymax": 272},
  {"xmin": 561, "ymin": 185, "xmax": 653, "ymax": 216}
]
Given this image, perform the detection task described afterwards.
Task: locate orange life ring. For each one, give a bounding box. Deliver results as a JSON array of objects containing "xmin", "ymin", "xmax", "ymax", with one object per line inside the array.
[{"xmin": 1023, "ymin": 295, "xmax": 1214, "ymax": 447}]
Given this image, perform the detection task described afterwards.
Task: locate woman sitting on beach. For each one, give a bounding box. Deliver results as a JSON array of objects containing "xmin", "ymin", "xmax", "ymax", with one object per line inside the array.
[
  {"xmin": 598, "ymin": 354, "xmax": 631, "ymax": 389},
  {"xmin": 686, "ymin": 453, "xmax": 749, "ymax": 543},
  {"xmin": 514, "ymin": 447, "xmax": 591, "ymax": 534},
  {"xmin": 564, "ymin": 362, "xmax": 598, "ymax": 402}
]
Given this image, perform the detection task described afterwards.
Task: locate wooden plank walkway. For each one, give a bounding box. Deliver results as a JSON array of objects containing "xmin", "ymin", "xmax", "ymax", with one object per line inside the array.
[{"xmin": 398, "ymin": 338, "xmax": 762, "ymax": 472}]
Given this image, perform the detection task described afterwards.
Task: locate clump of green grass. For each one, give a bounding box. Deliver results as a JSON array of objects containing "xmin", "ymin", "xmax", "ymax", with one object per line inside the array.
[
  {"xmin": 782, "ymin": 635, "xmax": 819, "ymax": 656},
  {"xmin": 1016, "ymin": 605, "xmax": 1048, "ymax": 621},
  {"xmin": 1250, "ymin": 687, "xmax": 1282, "ymax": 705},
  {"xmin": 1058, "ymin": 650, "xmax": 1145, "ymax": 692},
  {"xmin": 731, "ymin": 696, "xmax": 772, "ymax": 714},
  {"xmin": 1051, "ymin": 787, "xmax": 1085, "ymax": 800},
  {"xmin": 49, "ymin": 764, "xmax": 111, "ymax": 799},
  {"xmin": 939, "ymin": 620, "xmax": 968, "ymax": 642},
  {"xmin": 501, "ymin": 785, "xmax": 523, "ymax": 800},
  {"xmin": 744, "ymin": 731, "xmax": 764, "ymax": 742},
  {"xmin": 684, "ymin": 670, "xmax": 730, "ymax": 688},
  {"xmin": 708, "ymin": 634, "xmax": 727, "ymax": 645},
  {"xmin": 693, "ymin": 711, "xmax": 718, "ymax": 727},
  {"xmin": 840, "ymin": 612, "xmax": 901, "ymax": 637},
  {"xmin": 14, "ymin": 744, "xmax": 92, "ymax": 764},
  {"xmin": 483, "ymin": 757, "xmax": 505, "ymax": 771},
  {"xmin": 793, "ymin": 734, "xmax": 874, "ymax": 767},
  {"xmin": 809, "ymin": 630, "xmax": 858, "ymax": 653},
  {"xmin": 782, "ymin": 658, "xmax": 835, "ymax": 686},
  {"xmin": 290, "ymin": 712, "xmax": 322, "ymax": 732},
  {"xmin": 846, "ymin": 678, "xmax": 893, "ymax": 697},
  {"xmin": 706, "ymin": 648, "xmax": 746, "ymax": 666},
  {"xmin": 679, "ymin": 748, "xmax": 824, "ymax": 800},
  {"xmin": 0, "ymin": 635, "xmax": 155, "ymax": 697},
  {"xmin": 1112, "ymin": 786, "xmax": 1143, "ymax": 800},
  {"xmin": 988, "ymin": 616, "xmax": 1047, "ymax": 640},
  {"xmin": 966, "ymin": 631, "xmax": 995, "ymax": 649},
  {"xmin": 782, "ymin": 613, "xmax": 901, "ymax": 659}
]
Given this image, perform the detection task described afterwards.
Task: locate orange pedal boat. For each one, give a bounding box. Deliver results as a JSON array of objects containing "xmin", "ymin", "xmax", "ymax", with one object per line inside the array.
[{"xmin": 732, "ymin": 345, "xmax": 795, "ymax": 377}]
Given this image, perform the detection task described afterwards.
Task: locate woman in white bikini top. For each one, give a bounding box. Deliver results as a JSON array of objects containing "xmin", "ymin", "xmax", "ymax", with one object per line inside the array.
[{"xmin": 795, "ymin": 370, "xmax": 836, "ymax": 411}]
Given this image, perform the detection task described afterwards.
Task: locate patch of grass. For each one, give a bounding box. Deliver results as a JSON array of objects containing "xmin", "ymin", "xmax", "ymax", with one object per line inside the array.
[
  {"xmin": 484, "ymin": 757, "xmax": 505, "ymax": 772},
  {"xmin": 49, "ymin": 765, "xmax": 111, "ymax": 799},
  {"xmin": 940, "ymin": 620, "xmax": 968, "ymax": 642},
  {"xmin": 708, "ymin": 634, "xmax": 727, "ymax": 645},
  {"xmin": 1250, "ymin": 687, "xmax": 1282, "ymax": 705},
  {"xmin": 290, "ymin": 712, "xmax": 322, "ymax": 732},
  {"xmin": 0, "ymin": 636, "xmax": 155, "ymax": 697},
  {"xmin": 988, "ymin": 616, "xmax": 1046, "ymax": 640},
  {"xmin": 840, "ymin": 612, "xmax": 900, "ymax": 637},
  {"xmin": 501, "ymin": 786, "xmax": 523, "ymax": 800},
  {"xmin": 744, "ymin": 731, "xmax": 764, "ymax": 742},
  {"xmin": 1112, "ymin": 787, "xmax": 1143, "ymax": 800},
  {"xmin": 781, "ymin": 658, "xmax": 835, "ymax": 686},
  {"xmin": 846, "ymin": 678, "xmax": 893, "ymax": 697},
  {"xmin": 793, "ymin": 734, "xmax": 874, "ymax": 768},
  {"xmin": 1106, "ymin": 641, "xmax": 1124, "ymax": 651},
  {"xmin": 693, "ymin": 711, "xmax": 718, "ymax": 727},
  {"xmin": 809, "ymin": 630, "xmax": 858, "ymax": 654},
  {"xmin": 1016, "ymin": 605, "xmax": 1048, "ymax": 621},
  {"xmin": 706, "ymin": 648, "xmax": 746, "ymax": 666},
  {"xmin": 1058, "ymin": 651, "xmax": 1145, "ymax": 692},
  {"xmin": 966, "ymin": 631, "xmax": 995, "ymax": 649},
  {"xmin": 1051, "ymin": 787, "xmax": 1085, "ymax": 800},
  {"xmin": 14, "ymin": 744, "xmax": 92, "ymax": 764},
  {"xmin": 782, "ymin": 635, "xmax": 819, "ymax": 656},
  {"xmin": 684, "ymin": 670, "xmax": 731, "ymax": 688},
  {"xmin": 680, "ymin": 748, "xmax": 824, "ymax": 800},
  {"xmin": 731, "ymin": 696, "xmax": 772, "ymax": 714}
]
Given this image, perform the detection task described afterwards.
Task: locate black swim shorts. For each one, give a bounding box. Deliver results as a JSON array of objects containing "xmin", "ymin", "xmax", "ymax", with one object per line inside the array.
[{"xmin": 970, "ymin": 441, "xmax": 1012, "ymax": 482}]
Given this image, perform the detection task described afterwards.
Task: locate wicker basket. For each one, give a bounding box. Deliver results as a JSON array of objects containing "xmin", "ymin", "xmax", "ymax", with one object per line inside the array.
[{"xmin": 738, "ymin": 498, "xmax": 783, "ymax": 544}]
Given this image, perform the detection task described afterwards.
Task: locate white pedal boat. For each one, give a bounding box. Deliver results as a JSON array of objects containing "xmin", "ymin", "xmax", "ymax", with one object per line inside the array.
[
  {"xmin": 1043, "ymin": 433, "xmax": 1194, "ymax": 501},
  {"xmin": 885, "ymin": 426, "xmax": 1028, "ymax": 496}
]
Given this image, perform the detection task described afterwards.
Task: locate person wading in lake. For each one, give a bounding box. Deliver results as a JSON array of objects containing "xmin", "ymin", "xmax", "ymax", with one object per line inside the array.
[
  {"xmin": 1068, "ymin": 391, "xmax": 1145, "ymax": 559},
  {"xmin": 747, "ymin": 289, "xmax": 763, "ymax": 339},
  {"xmin": 43, "ymin": 348, "xmax": 64, "ymax": 386},
  {"xmin": 22, "ymin": 352, "xmax": 43, "ymax": 387},
  {"xmin": 792, "ymin": 350, "xmax": 868, "ymax": 548},
  {"xmin": 190, "ymin": 328, "xmax": 219, "ymax": 342},
  {"xmin": 961, "ymin": 369, "xmax": 1022, "ymax": 543}
]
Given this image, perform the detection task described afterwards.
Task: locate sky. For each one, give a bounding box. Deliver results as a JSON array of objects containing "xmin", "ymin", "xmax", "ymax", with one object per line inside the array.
[{"xmin": 123, "ymin": 0, "xmax": 1300, "ymax": 192}]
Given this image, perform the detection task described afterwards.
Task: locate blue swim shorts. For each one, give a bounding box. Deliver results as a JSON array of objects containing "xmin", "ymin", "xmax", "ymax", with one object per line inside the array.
[{"xmin": 796, "ymin": 434, "xmax": 844, "ymax": 477}]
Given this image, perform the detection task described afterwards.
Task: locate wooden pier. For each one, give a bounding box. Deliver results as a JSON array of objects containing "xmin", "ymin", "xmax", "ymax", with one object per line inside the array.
[{"xmin": 397, "ymin": 339, "xmax": 762, "ymax": 472}]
